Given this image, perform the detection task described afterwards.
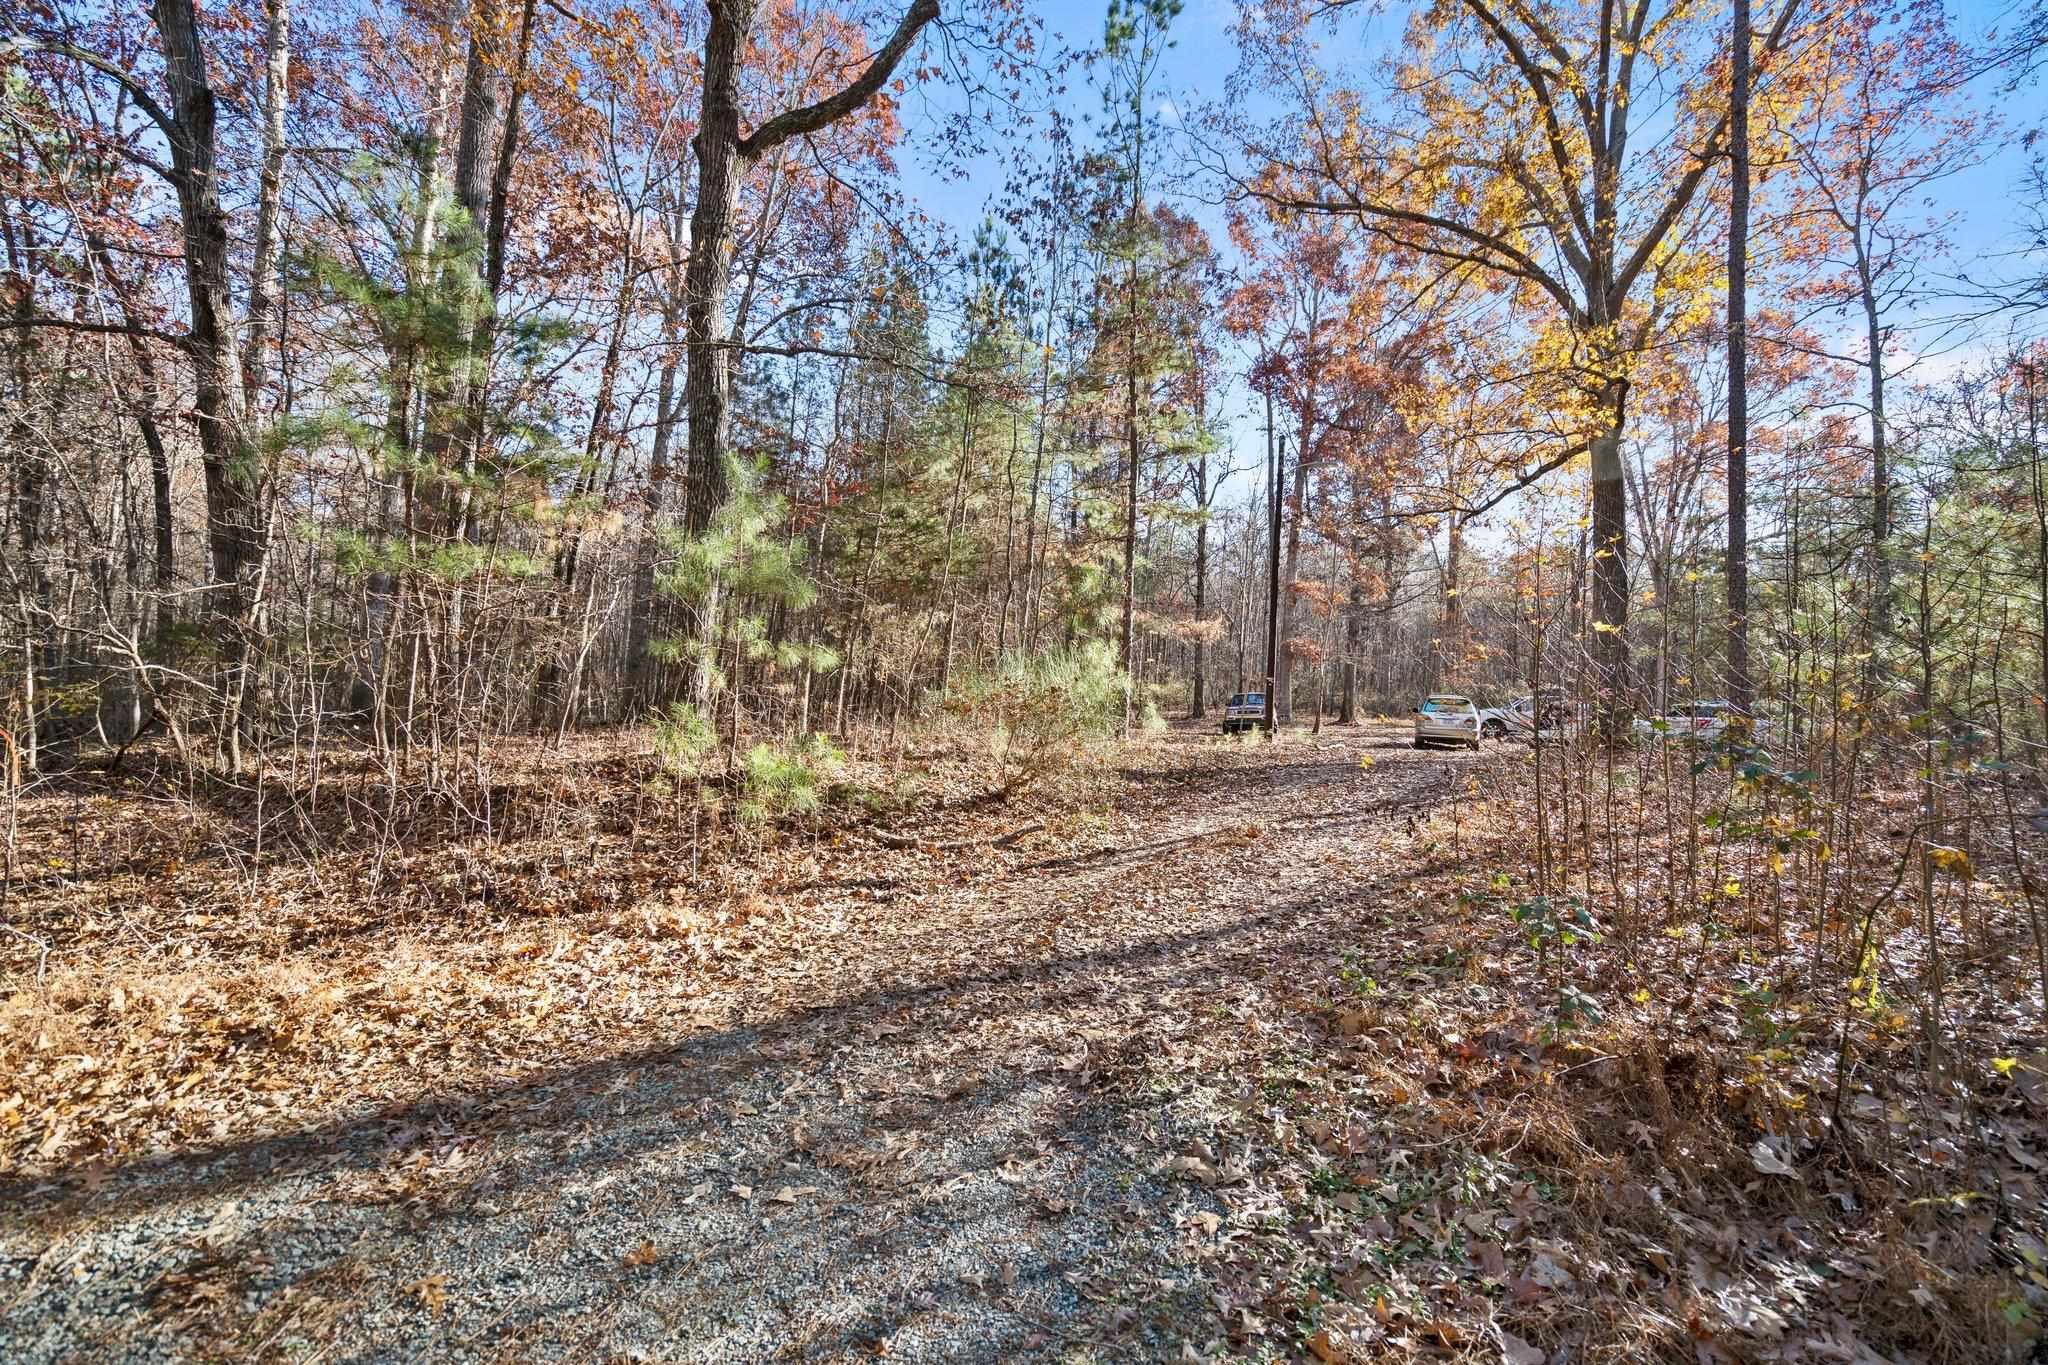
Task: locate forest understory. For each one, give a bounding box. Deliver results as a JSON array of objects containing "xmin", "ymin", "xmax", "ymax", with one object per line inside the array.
[{"xmin": 1, "ymin": 722, "xmax": 2042, "ymax": 1363}]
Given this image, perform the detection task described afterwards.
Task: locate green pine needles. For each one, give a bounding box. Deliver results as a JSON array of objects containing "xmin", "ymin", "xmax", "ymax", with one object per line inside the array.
[
  {"xmin": 945, "ymin": 641, "xmax": 1130, "ymax": 794},
  {"xmin": 652, "ymin": 454, "xmax": 838, "ymax": 686},
  {"xmin": 645, "ymin": 455, "xmax": 844, "ymax": 827}
]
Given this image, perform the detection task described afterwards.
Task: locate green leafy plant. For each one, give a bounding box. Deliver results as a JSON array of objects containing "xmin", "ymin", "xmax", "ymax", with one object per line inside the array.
[
  {"xmin": 1553, "ymin": 985, "xmax": 1604, "ymax": 1032},
  {"xmin": 654, "ymin": 454, "xmax": 833, "ymax": 699},
  {"xmin": 1510, "ymin": 894, "xmax": 1598, "ymax": 968},
  {"xmin": 1508, "ymin": 894, "xmax": 1602, "ymax": 1035}
]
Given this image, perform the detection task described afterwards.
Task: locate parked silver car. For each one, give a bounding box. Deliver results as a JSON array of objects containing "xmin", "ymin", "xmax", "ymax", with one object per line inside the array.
[
  {"xmin": 1634, "ymin": 699, "xmax": 1765, "ymax": 744},
  {"xmin": 1479, "ymin": 693, "xmax": 1578, "ymax": 741},
  {"xmin": 1413, "ymin": 694, "xmax": 1482, "ymax": 750}
]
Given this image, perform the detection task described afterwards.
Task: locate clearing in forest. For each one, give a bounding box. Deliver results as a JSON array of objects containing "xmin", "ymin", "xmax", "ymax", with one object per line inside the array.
[{"xmin": 2, "ymin": 725, "xmax": 2044, "ymax": 1362}]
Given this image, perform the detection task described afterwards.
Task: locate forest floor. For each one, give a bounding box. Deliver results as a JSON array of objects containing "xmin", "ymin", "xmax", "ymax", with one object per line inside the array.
[{"xmin": 2, "ymin": 722, "xmax": 2044, "ymax": 1363}]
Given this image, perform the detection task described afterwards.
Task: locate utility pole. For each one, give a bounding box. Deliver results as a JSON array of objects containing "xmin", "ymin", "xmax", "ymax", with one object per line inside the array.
[{"xmin": 1265, "ymin": 424, "xmax": 1285, "ymax": 740}]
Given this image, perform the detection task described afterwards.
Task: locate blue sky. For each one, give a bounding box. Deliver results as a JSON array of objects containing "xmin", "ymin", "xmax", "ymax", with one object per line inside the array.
[
  {"xmin": 889, "ymin": 0, "xmax": 1310, "ymax": 495},
  {"xmin": 886, "ymin": 0, "xmax": 2045, "ymax": 507}
]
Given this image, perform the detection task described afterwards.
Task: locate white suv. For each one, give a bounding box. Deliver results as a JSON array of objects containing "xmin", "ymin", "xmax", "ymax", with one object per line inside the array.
[{"xmin": 1413, "ymin": 695, "xmax": 1481, "ymax": 750}]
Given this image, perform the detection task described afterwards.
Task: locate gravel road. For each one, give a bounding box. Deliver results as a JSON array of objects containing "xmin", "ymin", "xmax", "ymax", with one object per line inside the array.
[{"xmin": 1, "ymin": 725, "xmax": 1481, "ymax": 1362}]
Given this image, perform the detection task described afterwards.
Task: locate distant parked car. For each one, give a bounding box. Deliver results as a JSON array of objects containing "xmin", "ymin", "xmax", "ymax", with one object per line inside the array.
[
  {"xmin": 1220, "ymin": 692, "xmax": 1266, "ymax": 734},
  {"xmin": 1635, "ymin": 699, "xmax": 1768, "ymax": 745},
  {"xmin": 1478, "ymin": 693, "xmax": 1577, "ymax": 741},
  {"xmin": 1414, "ymin": 694, "xmax": 1482, "ymax": 750}
]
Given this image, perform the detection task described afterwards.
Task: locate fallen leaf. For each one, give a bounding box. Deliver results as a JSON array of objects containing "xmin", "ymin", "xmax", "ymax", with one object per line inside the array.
[
  {"xmin": 769, "ymin": 1184, "xmax": 816, "ymax": 1204},
  {"xmin": 623, "ymin": 1240, "xmax": 658, "ymax": 1267},
  {"xmin": 1522, "ymin": 1253, "xmax": 1573, "ymax": 1290},
  {"xmin": 1749, "ymin": 1138, "xmax": 1798, "ymax": 1178},
  {"xmin": 1473, "ymin": 1239, "xmax": 1508, "ymax": 1278},
  {"xmin": 406, "ymin": 1273, "xmax": 448, "ymax": 1318},
  {"xmin": 1500, "ymin": 1327, "xmax": 1547, "ymax": 1364}
]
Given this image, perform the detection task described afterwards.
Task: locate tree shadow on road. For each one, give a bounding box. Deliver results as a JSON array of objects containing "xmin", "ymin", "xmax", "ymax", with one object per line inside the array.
[{"xmin": 3, "ymin": 763, "xmax": 1474, "ymax": 1361}]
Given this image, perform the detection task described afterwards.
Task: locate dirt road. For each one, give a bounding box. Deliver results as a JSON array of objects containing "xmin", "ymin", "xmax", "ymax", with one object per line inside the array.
[{"xmin": 2, "ymin": 724, "xmax": 1489, "ymax": 1362}]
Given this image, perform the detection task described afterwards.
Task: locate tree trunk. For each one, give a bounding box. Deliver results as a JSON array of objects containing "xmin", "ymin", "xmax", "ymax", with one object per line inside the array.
[
  {"xmin": 144, "ymin": 388, "xmax": 174, "ymax": 596},
  {"xmin": 1276, "ymin": 404, "xmax": 1309, "ymax": 724},
  {"xmin": 1588, "ymin": 381, "xmax": 1631, "ymax": 732},
  {"xmin": 7, "ymin": 216, "xmax": 47, "ymax": 631},
  {"xmin": 454, "ymin": 0, "xmax": 539, "ymax": 542},
  {"xmin": 937, "ymin": 394, "xmax": 975, "ymax": 700},
  {"xmin": 561, "ymin": 242, "xmax": 637, "ymax": 588},
  {"xmin": 996, "ymin": 412, "xmax": 1020, "ymax": 653},
  {"xmin": 677, "ymin": 0, "xmax": 934, "ymax": 711},
  {"xmin": 151, "ymin": 0, "xmax": 262, "ymax": 680},
  {"xmin": 2022, "ymin": 364, "xmax": 2046, "ymax": 765},
  {"xmin": 1022, "ymin": 239, "xmax": 1062, "ymax": 647},
  {"xmin": 1725, "ymin": 0, "xmax": 1753, "ymax": 717},
  {"xmin": 627, "ymin": 188, "xmax": 691, "ymax": 703},
  {"xmin": 86, "ymin": 225, "xmax": 181, "ymax": 611},
  {"xmin": 683, "ymin": 0, "xmax": 937, "ymax": 537},
  {"xmin": 1120, "ymin": 172, "xmax": 1143, "ymax": 735},
  {"xmin": 1340, "ymin": 540, "xmax": 1362, "ymax": 723},
  {"xmin": 681, "ymin": 0, "xmax": 750, "ymax": 538},
  {"xmin": 241, "ymin": 0, "xmax": 291, "ymax": 417},
  {"xmin": 1441, "ymin": 517, "xmax": 1464, "ymax": 682},
  {"xmin": 422, "ymin": 14, "xmax": 504, "ymax": 535},
  {"xmin": 360, "ymin": 56, "xmax": 452, "ymax": 719},
  {"xmin": 1264, "ymin": 412, "xmax": 1283, "ymax": 738},
  {"xmin": 1856, "ymin": 215, "xmax": 1892, "ymax": 652},
  {"xmin": 1192, "ymin": 450, "xmax": 1208, "ymax": 718}
]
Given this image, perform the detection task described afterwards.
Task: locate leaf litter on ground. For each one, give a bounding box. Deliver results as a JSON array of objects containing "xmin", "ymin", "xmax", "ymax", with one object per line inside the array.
[{"xmin": 0, "ymin": 723, "xmax": 2041, "ymax": 1363}]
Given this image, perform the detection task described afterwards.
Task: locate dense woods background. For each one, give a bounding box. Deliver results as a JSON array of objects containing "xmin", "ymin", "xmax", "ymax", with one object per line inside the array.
[{"xmin": 3, "ymin": 0, "xmax": 2045, "ymax": 779}]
